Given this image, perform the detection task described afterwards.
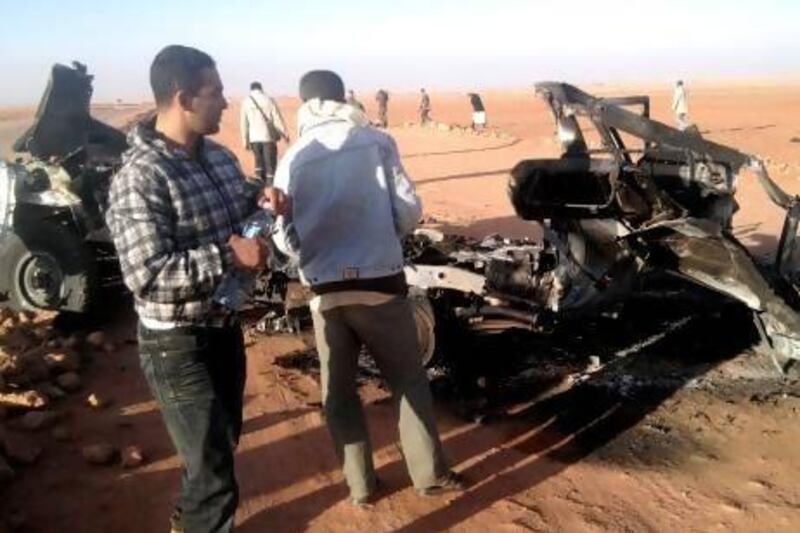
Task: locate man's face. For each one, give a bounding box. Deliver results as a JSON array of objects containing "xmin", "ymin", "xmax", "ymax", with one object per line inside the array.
[{"xmin": 185, "ymin": 67, "xmax": 227, "ymax": 135}]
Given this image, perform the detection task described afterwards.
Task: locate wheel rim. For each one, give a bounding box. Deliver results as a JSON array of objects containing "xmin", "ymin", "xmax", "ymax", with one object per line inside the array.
[
  {"xmin": 17, "ymin": 251, "xmax": 64, "ymax": 309},
  {"xmin": 411, "ymin": 296, "xmax": 436, "ymax": 366}
]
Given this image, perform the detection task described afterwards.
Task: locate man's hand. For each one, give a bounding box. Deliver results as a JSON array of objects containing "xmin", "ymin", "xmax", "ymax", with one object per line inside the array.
[
  {"xmin": 257, "ymin": 187, "xmax": 292, "ymax": 217},
  {"xmin": 228, "ymin": 235, "xmax": 268, "ymax": 272}
]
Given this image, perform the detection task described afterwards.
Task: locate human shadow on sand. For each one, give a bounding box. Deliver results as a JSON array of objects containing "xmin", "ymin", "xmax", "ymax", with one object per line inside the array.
[{"xmin": 238, "ymin": 279, "xmax": 765, "ymax": 530}]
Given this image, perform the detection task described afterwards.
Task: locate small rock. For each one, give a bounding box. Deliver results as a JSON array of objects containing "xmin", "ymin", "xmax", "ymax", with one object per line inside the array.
[
  {"xmin": 55, "ymin": 372, "xmax": 81, "ymax": 392},
  {"xmin": 82, "ymin": 442, "xmax": 117, "ymax": 465},
  {"xmin": 0, "ymin": 390, "xmax": 49, "ymax": 409},
  {"xmin": 6, "ymin": 509, "xmax": 26, "ymax": 530},
  {"xmin": 120, "ymin": 445, "xmax": 145, "ymax": 469},
  {"xmin": 46, "ymin": 338, "xmax": 62, "ymax": 349},
  {"xmin": 43, "ymin": 350, "xmax": 81, "ymax": 373},
  {"xmin": 51, "ymin": 425, "xmax": 73, "ymax": 442},
  {"xmin": 0, "ymin": 307, "xmax": 15, "ymax": 326},
  {"xmin": 0, "ymin": 454, "xmax": 14, "ymax": 483},
  {"xmin": 2, "ymin": 432, "xmax": 43, "ymax": 464},
  {"xmin": 20, "ymin": 410, "xmax": 59, "ymax": 431},
  {"xmin": 86, "ymin": 331, "xmax": 107, "ymax": 349},
  {"xmin": 86, "ymin": 393, "xmax": 109, "ymax": 409},
  {"xmin": 38, "ymin": 382, "xmax": 66, "ymax": 400},
  {"xmin": 62, "ymin": 335, "xmax": 81, "ymax": 349},
  {"xmin": 14, "ymin": 347, "xmax": 50, "ymax": 383},
  {"xmin": 31, "ymin": 327, "xmax": 51, "ymax": 341}
]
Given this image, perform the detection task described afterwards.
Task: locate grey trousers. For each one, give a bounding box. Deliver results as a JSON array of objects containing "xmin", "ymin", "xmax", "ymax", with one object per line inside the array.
[{"xmin": 312, "ymin": 296, "xmax": 448, "ymax": 499}]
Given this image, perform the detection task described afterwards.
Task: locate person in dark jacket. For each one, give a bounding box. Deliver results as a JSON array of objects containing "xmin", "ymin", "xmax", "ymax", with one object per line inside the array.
[
  {"xmin": 375, "ymin": 88, "xmax": 389, "ymax": 128},
  {"xmin": 468, "ymin": 92, "xmax": 486, "ymax": 130}
]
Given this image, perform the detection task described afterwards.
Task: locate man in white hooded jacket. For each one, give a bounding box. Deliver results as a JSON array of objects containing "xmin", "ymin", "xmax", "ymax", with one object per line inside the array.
[
  {"xmin": 240, "ymin": 81, "xmax": 288, "ymax": 184},
  {"xmin": 273, "ymin": 70, "xmax": 464, "ymax": 505}
]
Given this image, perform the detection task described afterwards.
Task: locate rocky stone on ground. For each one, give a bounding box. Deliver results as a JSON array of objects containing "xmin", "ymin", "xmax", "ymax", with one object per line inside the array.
[
  {"xmin": 0, "ymin": 453, "xmax": 14, "ymax": 483},
  {"xmin": 5, "ymin": 509, "xmax": 27, "ymax": 530},
  {"xmin": 43, "ymin": 350, "xmax": 81, "ymax": 373},
  {"xmin": 120, "ymin": 445, "xmax": 145, "ymax": 469},
  {"xmin": 51, "ymin": 425, "xmax": 72, "ymax": 442},
  {"xmin": 86, "ymin": 393, "xmax": 109, "ymax": 409},
  {"xmin": 19, "ymin": 410, "xmax": 59, "ymax": 431},
  {"xmin": 55, "ymin": 372, "xmax": 81, "ymax": 392},
  {"xmin": 37, "ymin": 383, "xmax": 66, "ymax": 400},
  {"xmin": 45, "ymin": 338, "xmax": 61, "ymax": 349},
  {"xmin": 86, "ymin": 331, "xmax": 107, "ymax": 349},
  {"xmin": 0, "ymin": 307, "xmax": 15, "ymax": 327},
  {"xmin": 62, "ymin": 335, "xmax": 82, "ymax": 349},
  {"xmin": 0, "ymin": 390, "xmax": 48, "ymax": 409},
  {"xmin": 1, "ymin": 432, "xmax": 43, "ymax": 465},
  {"xmin": 82, "ymin": 442, "xmax": 117, "ymax": 466}
]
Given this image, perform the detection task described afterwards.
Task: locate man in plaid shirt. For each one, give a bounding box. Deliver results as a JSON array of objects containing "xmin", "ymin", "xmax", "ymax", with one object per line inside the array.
[{"xmin": 106, "ymin": 45, "xmax": 287, "ymax": 533}]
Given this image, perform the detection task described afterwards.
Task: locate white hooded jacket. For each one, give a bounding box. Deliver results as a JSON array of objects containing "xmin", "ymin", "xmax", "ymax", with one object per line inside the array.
[
  {"xmin": 240, "ymin": 90, "xmax": 288, "ymax": 145},
  {"xmin": 273, "ymin": 99, "xmax": 422, "ymax": 288}
]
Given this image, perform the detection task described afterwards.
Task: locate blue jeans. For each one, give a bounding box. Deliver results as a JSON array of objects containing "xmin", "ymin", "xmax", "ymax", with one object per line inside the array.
[{"xmin": 138, "ymin": 323, "xmax": 246, "ymax": 533}]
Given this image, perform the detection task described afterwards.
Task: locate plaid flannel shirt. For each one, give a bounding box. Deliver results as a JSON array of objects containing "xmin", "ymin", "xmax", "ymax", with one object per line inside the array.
[{"xmin": 106, "ymin": 120, "xmax": 259, "ymax": 326}]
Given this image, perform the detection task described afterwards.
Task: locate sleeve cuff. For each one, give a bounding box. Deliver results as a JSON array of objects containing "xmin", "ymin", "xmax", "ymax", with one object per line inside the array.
[{"xmin": 219, "ymin": 242, "xmax": 235, "ymax": 272}]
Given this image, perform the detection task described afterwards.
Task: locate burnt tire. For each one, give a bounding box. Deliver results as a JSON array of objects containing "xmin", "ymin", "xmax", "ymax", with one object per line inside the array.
[
  {"xmin": 410, "ymin": 294, "xmax": 436, "ymax": 367},
  {"xmin": 0, "ymin": 218, "xmax": 98, "ymax": 314}
]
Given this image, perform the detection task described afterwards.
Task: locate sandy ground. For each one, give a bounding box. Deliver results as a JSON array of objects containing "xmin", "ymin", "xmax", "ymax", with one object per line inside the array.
[{"xmin": 2, "ymin": 83, "xmax": 800, "ymax": 532}]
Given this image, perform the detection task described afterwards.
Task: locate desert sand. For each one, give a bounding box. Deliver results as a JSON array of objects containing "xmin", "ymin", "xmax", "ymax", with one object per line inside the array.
[{"xmin": 2, "ymin": 83, "xmax": 800, "ymax": 532}]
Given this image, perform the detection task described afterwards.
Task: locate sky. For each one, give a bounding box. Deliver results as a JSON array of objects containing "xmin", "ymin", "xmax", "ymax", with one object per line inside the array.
[{"xmin": 0, "ymin": 0, "xmax": 799, "ymax": 105}]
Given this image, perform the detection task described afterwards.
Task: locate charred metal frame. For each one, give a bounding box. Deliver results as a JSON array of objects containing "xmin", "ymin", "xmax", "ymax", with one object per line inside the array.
[{"xmin": 534, "ymin": 82, "xmax": 800, "ymax": 282}]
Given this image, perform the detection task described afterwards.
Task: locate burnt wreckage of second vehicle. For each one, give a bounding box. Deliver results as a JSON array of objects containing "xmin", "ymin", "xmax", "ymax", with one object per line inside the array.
[{"xmin": 2, "ymin": 64, "xmax": 800, "ymax": 373}]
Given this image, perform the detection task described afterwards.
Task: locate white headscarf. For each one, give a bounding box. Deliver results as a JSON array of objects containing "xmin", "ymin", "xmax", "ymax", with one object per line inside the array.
[{"xmin": 297, "ymin": 98, "xmax": 370, "ymax": 137}]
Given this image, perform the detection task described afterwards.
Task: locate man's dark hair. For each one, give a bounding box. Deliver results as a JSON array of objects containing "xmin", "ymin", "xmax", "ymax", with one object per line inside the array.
[
  {"xmin": 250, "ymin": 81, "xmax": 262, "ymax": 91},
  {"xmin": 150, "ymin": 45, "xmax": 216, "ymax": 107},
  {"xmin": 298, "ymin": 70, "xmax": 345, "ymax": 103}
]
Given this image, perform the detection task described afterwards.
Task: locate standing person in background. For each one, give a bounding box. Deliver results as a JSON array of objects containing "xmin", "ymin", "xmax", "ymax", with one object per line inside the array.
[
  {"xmin": 468, "ymin": 92, "xmax": 486, "ymax": 130},
  {"xmin": 419, "ymin": 88, "xmax": 431, "ymax": 125},
  {"xmin": 240, "ymin": 81, "xmax": 289, "ymax": 185},
  {"xmin": 375, "ymin": 88, "xmax": 389, "ymax": 128},
  {"xmin": 672, "ymin": 80, "xmax": 689, "ymax": 131},
  {"xmin": 274, "ymin": 70, "xmax": 465, "ymax": 506}
]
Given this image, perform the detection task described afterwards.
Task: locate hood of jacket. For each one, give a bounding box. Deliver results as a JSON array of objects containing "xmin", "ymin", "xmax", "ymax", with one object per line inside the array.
[{"xmin": 297, "ymin": 98, "xmax": 369, "ymax": 137}]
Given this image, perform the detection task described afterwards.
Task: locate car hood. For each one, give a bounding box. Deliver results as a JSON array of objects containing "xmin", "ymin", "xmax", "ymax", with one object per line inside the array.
[{"xmin": 12, "ymin": 62, "xmax": 127, "ymax": 163}]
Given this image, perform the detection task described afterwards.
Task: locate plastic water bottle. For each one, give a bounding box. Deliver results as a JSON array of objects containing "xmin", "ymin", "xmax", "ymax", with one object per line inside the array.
[{"xmin": 213, "ymin": 209, "xmax": 275, "ymax": 312}]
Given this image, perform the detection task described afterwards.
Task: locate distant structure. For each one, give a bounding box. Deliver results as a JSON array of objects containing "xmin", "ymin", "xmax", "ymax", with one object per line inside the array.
[{"xmin": 468, "ymin": 92, "xmax": 486, "ymax": 130}]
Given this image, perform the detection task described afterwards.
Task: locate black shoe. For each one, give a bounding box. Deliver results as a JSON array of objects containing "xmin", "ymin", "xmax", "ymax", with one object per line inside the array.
[{"xmin": 417, "ymin": 471, "xmax": 466, "ymax": 497}]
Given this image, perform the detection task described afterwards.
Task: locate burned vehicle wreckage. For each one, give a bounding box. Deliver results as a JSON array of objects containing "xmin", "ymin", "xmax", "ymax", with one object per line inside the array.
[
  {"xmin": 260, "ymin": 82, "xmax": 800, "ymax": 375},
  {"xmin": 2, "ymin": 65, "xmax": 799, "ymax": 375},
  {"xmin": 0, "ymin": 63, "xmax": 126, "ymax": 314}
]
